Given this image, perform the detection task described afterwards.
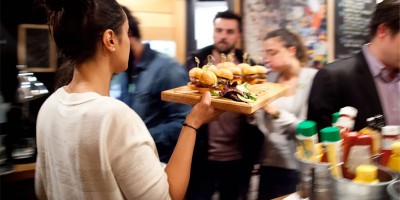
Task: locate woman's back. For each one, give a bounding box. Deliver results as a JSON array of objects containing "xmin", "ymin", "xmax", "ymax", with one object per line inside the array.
[{"xmin": 35, "ymin": 87, "xmax": 170, "ymax": 200}]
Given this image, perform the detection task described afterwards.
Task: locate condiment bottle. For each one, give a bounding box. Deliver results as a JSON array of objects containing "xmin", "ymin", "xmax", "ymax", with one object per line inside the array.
[
  {"xmin": 344, "ymin": 134, "xmax": 373, "ymax": 179},
  {"xmin": 332, "ymin": 112, "xmax": 339, "ymax": 126},
  {"xmin": 320, "ymin": 127, "xmax": 342, "ymax": 178},
  {"xmin": 296, "ymin": 120, "xmax": 318, "ymax": 161},
  {"xmin": 352, "ymin": 164, "xmax": 379, "ymax": 184},
  {"xmin": 379, "ymin": 126, "xmax": 400, "ymax": 166},
  {"xmin": 342, "ymin": 131, "xmax": 359, "ymax": 179},
  {"xmin": 387, "ymin": 141, "xmax": 400, "ymax": 172},
  {"xmin": 335, "ymin": 106, "xmax": 357, "ymax": 136},
  {"xmin": 335, "ymin": 107, "xmax": 357, "ymax": 152},
  {"xmin": 360, "ymin": 117, "xmax": 381, "ymax": 155}
]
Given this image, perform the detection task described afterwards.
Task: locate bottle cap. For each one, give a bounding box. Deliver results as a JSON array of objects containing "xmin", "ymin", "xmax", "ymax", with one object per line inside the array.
[
  {"xmin": 374, "ymin": 115, "xmax": 386, "ymax": 130},
  {"xmin": 392, "ymin": 142, "xmax": 400, "ymax": 154},
  {"xmin": 320, "ymin": 127, "xmax": 341, "ymax": 142},
  {"xmin": 382, "ymin": 125, "xmax": 400, "ymax": 136},
  {"xmin": 332, "ymin": 112, "xmax": 339, "ymax": 124},
  {"xmin": 339, "ymin": 106, "xmax": 358, "ymax": 118},
  {"xmin": 355, "ymin": 164, "xmax": 378, "ymax": 183},
  {"xmin": 297, "ymin": 120, "xmax": 317, "ymax": 137},
  {"xmin": 336, "ymin": 118, "xmax": 355, "ymax": 130}
]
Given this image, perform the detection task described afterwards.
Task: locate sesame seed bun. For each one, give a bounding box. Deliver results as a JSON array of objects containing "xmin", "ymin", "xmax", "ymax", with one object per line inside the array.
[
  {"xmin": 217, "ymin": 62, "xmax": 236, "ymax": 69},
  {"xmin": 253, "ymin": 65, "xmax": 268, "ymax": 74},
  {"xmin": 242, "ymin": 66, "xmax": 258, "ymax": 75},
  {"xmin": 200, "ymin": 70, "xmax": 217, "ymax": 85},
  {"xmin": 215, "ymin": 68, "xmax": 233, "ymax": 80},
  {"xmin": 203, "ymin": 65, "xmax": 218, "ymax": 73},
  {"xmin": 189, "ymin": 67, "xmax": 203, "ymax": 79}
]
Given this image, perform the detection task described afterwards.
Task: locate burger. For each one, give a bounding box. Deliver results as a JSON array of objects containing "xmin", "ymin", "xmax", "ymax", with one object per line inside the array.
[
  {"xmin": 215, "ymin": 68, "xmax": 233, "ymax": 90},
  {"xmin": 229, "ymin": 66, "xmax": 243, "ymax": 84},
  {"xmin": 242, "ymin": 65, "xmax": 267, "ymax": 84},
  {"xmin": 188, "ymin": 67, "xmax": 203, "ymax": 87},
  {"xmin": 253, "ymin": 65, "xmax": 268, "ymax": 83},
  {"xmin": 237, "ymin": 63, "xmax": 251, "ymax": 70},
  {"xmin": 217, "ymin": 61, "xmax": 236, "ymax": 69},
  {"xmin": 188, "ymin": 68, "xmax": 218, "ymax": 93},
  {"xmin": 203, "ymin": 64, "xmax": 218, "ymax": 73}
]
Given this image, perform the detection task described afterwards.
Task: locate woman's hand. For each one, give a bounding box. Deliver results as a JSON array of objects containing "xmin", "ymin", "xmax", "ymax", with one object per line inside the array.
[
  {"xmin": 263, "ymin": 104, "xmax": 280, "ymax": 119},
  {"xmin": 185, "ymin": 91, "xmax": 224, "ymax": 128}
]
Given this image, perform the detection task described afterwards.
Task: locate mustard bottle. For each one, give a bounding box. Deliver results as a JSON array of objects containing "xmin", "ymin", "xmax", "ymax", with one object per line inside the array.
[
  {"xmin": 320, "ymin": 126, "xmax": 342, "ymax": 178},
  {"xmin": 352, "ymin": 164, "xmax": 379, "ymax": 184},
  {"xmin": 296, "ymin": 120, "xmax": 318, "ymax": 161},
  {"xmin": 387, "ymin": 141, "xmax": 400, "ymax": 172}
]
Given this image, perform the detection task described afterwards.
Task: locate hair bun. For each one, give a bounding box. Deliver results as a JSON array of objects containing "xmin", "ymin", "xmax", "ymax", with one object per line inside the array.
[{"xmin": 45, "ymin": 0, "xmax": 63, "ymax": 11}]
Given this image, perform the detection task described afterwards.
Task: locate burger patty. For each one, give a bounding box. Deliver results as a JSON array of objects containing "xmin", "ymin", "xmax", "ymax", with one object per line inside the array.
[
  {"xmin": 243, "ymin": 74, "xmax": 267, "ymax": 81},
  {"xmin": 190, "ymin": 78, "xmax": 216, "ymax": 88},
  {"xmin": 217, "ymin": 77, "xmax": 230, "ymax": 85},
  {"xmin": 233, "ymin": 74, "xmax": 242, "ymax": 79}
]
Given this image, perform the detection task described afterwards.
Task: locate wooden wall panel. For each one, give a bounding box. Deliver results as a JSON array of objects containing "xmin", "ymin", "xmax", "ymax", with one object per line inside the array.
[{"xmin": 118, "ymin": 0, "xmax": 186, "ymax": 63}]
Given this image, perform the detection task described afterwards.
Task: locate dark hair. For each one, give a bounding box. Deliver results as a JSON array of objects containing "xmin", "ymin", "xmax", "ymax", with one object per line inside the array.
[
  {"xmin": 41, "ymin": 0, "xmax": 125, "ymax": 64},
  {"xmin": 40, "ymin": 0, "xmax": 125, "ymax": 88},
  {"xmin": 213, "ymin": 10, "xmax": 242, "ymax": 32},
  {"xmin": 265, "ymin": 29, "xmax": 308, "ymax": 64},
  {"xmin": 121, "ymin": 6, "xmax": 141, "ymax": 39},
  {"xmin": 370, "ymin": 0, "xmax": 400, "ymax": 38}
]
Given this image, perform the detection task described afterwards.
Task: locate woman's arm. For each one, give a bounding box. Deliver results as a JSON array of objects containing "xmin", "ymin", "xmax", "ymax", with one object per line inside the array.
[{"xmin": 164, "ymin": 92, "xmax": 222, "ymax": 200}]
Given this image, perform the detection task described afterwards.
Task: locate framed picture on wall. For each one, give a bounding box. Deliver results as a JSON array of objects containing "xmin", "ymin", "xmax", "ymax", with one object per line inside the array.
[{"xmin": 17, "ymin": 24, "xmax": 57, "ymax": 72}]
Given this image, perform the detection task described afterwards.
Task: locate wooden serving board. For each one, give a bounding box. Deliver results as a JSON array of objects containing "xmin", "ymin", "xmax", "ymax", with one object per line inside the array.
[{"xmin": 161, "ymin": 82, "xmax": 287, "ymax": 114}]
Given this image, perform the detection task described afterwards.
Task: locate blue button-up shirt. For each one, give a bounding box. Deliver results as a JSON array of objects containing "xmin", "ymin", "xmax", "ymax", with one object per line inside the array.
[{"xmin": 111, "ymin": 44, "xmax": 191, "ymax": 162}]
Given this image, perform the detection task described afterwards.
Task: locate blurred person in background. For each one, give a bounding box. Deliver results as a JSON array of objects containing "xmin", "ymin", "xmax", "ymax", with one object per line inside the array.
[
  {"xmin": 185, "ymin": 10, "xmax": 263, "ymax": 200},
  {"xmin": 35, "ymin": 0, "xmax": 222, "ymax": 199},
  {"xmin": 111, "ymin": 6, "xmax": 191, "ymax": 163},
  {"xmin": 308, "ymin": 0, "xmax": 400, "ymax": 131},
  {"xmin": 253, "ymin": 28, "xmax": 317, "ymax": 199}
]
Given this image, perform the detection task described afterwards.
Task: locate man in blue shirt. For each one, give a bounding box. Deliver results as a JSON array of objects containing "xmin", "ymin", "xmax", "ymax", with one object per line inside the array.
[{"xmin": 111, "ymin": 6, "xmax": 191, "ymax": 163}]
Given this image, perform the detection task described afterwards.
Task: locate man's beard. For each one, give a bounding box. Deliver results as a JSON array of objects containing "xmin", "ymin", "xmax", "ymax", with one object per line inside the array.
[{"xmin": 215, "ymin": 43, "xmax": 235, "ymax": 55}]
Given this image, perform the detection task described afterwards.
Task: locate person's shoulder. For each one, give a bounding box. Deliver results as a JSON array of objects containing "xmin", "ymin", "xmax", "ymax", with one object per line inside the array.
[
  {"xmin": 188, "ymin": 45, "xmax": 214, "ymax": 57},
  {"xmin": 323, "ymin": 53, "xmax": 360, "ymax": 72},
  {"xmin": 95, "ymin": 97, "xmax": 133, "ymax": 114}
]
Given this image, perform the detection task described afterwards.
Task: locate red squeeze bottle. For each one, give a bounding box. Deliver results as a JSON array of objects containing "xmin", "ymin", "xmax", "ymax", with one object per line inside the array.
[
  {"xmin": 343, "ymin": 133, "xmax": 373, "ymax": 180},
  {"xmin": 342, "ymin": 132, "xmax": 359, "ymax": 179},
  {"xmin": 379, "ymin": 126, "xmax": 400, "ymax": 166}
]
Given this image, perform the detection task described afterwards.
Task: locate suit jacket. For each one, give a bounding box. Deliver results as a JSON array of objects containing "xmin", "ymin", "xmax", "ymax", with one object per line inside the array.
[{"xmin": 307, "ymin": 51, "xmax": 383, "ymax": 132}]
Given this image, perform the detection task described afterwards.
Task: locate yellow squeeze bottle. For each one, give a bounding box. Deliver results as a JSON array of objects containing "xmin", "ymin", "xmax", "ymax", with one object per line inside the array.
[
  {"xmin": 353, "ymin": 164, "xmax": 379, "ymax": 184},
  {"xmin": 320, "ymin": 127, "xmax": 342, "ymax": 178},
  {"xmin": 387, "ymin": 141, "xmax": 400, "ymax": 172},
  {"xmin": 296, "ymin": 121, "xmax": 318, "ymax": 161}
]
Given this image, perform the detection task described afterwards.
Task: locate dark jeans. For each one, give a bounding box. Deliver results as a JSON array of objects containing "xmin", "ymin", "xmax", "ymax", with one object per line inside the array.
[
  {"xmin": 186, "ymin": 159, "xmax": 248, "ymax": 200},
  {"xmin": 258, "ymin": 166, "xmax": 299, "ymax": 200}
]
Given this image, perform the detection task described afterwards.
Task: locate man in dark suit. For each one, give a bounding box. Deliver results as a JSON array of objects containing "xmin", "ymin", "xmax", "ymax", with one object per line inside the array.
[{"xmin": 308, "ymin": 0, "xmax": 400, "ymax": 132}]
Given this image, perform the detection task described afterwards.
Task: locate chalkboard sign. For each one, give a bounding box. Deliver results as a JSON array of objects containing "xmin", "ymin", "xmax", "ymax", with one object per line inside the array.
[{"xmin": 334, "ymin": 0, "xmax": 375, "ymax": 60}]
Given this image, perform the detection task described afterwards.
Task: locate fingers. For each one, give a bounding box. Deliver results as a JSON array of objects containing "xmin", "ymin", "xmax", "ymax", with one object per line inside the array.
[{"xmin": 200, "ymin": 91, "xmax": 211, "ymax": 105}]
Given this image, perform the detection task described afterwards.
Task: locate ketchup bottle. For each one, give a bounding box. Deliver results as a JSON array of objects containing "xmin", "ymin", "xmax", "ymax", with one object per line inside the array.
[
  {"xmin": 379, "ymin": 126, "xmax": 400, "ymax": 166},
  {"xmin": 343, "ymin": 134, "xmax": 373, "ymax": 179}
]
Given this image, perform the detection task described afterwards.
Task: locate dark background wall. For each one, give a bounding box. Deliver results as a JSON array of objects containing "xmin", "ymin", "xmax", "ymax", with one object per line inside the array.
[{"xmin": 1, "ymin": 0, "xmax": 55, "ymax": 165}]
